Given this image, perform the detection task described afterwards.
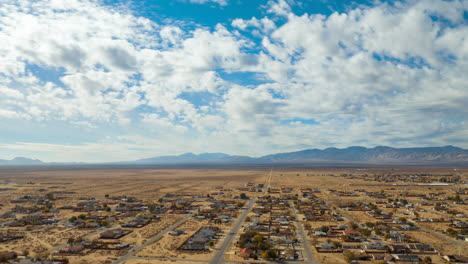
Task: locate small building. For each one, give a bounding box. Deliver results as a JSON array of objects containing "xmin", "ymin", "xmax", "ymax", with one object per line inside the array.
[
  {"xmin": 0, "ymin": 251, "xmax": 17, "ymax": 260},
  {"xmin": 100, "ymin": 229, "xmax": 130, "ymax": 239},
  {"xmin": 408, "ymin": 243, "xmax": 436, "ymax": 253},
  {"xmin": 391, "ymin": 254, "xmax": 419, "ymax": 262},
  {"xmin": 239, "ymin": 248, "xmax": 252, "ymax": 259},
  {"xmin": 443, "ymin": 254, "xmax": 468, "ymax": 263},
  {"xmin": 320, "ymin": 243, "xmax": 334, "ymax": 250},
  {"xmin": 170, "ymin": 230, "xmax": 184, "ymax": 236},
  {"xmin": 363, "ymin": 243, "xmax": 386, "ymax": 251},
  {"xmin": 60, "ymin": 244, "xmax": 85, "ymax": 254}
]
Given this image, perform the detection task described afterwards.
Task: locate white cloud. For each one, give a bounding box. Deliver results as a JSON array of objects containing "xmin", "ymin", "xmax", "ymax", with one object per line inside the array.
[
  {"xmin": 0, "ymin": 141, "xmax": 155, "ymax": 163},
  {"xmin": 267, "ymin": 0, "xmax": 292, "ymax": 17},
  {"xmin": 0, "ymin": 85, "xmax": 24, "ymax": 99},
  {"xmin": 0, "ymin": 109, "xmax": 23, "ymax": 119},
  {"xmin": 232, "ymin": 17, "xmax": 276, "ymax": 33},
  {"xmin": 0, "ymin": 0, "xmax": 467, "ymax": 162},
  {"xmin": 160, "ymin": 26, "xmax": 184, "ymax": 47},
  {"xmin": 254, "ymin": 0, "xmax": 468, "ymax": 125},
  {"xmin": 186, "ymin": 0, "xmax": 228, "ymax": 6}
]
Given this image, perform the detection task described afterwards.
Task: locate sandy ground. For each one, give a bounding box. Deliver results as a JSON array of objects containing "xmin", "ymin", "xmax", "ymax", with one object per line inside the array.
[
  {"xmin": 123, "ymin": 260, "xmax": 207, "ymax": 264},
  {"xmin": 0, "ymin": 166, "xmax": 464, "ymax": 264}
]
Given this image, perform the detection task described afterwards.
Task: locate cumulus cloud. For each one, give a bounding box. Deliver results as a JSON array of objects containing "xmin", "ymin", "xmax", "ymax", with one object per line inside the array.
[
  {"xmin": 240, "ymin": 0, "xmax": 468, "ymax": 150},
  {"xmin": 232, "ymin": 17, "xmax": 276, "ymax": 33},
  {"xmin": 186, "ymin": 0, "xmax": 228, "ymax": 6},
  {"xmin": 0, "ymin": 0, "xmax": 467, "ymax": 161}
]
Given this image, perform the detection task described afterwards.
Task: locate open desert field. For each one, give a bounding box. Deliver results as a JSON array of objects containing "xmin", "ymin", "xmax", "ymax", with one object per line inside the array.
[
  {"xmin": 0, "ymin": 165, "xmax": 464, "ymax": 264},
  {"xmin": 0, "ymin": 167, "xmax": 268, "ymax": 199}
]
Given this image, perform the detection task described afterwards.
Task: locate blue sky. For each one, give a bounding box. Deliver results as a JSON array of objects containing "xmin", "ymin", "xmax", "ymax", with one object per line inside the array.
[
  {"xmin": 107, "ymin": 0, "xmax": 343, "ymax": 25},
  {"xmin": 0, "ymin": 0, "xmax": 467, "ymax": 162}
]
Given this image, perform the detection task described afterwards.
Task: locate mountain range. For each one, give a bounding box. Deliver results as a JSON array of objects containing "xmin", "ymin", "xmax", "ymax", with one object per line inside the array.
[
  {"xmin": 0, "ymin": 157, "xmax": 44, "ymax": 165},
  {"xmin": 1, "ymin": 146, "xmax": 468, "ymax": 165},
  {"xmin": 128, "ymin": 146, "xmax": 468, "ymax": 165}
]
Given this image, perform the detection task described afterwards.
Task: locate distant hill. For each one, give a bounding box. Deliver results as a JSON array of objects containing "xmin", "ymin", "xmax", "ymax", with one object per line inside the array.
[
  {"xmin": 128, "ymin": 152, "xmax": 254, "ymax": 165},
  {"xmin": 258, "ymin": 146, "xmax": 468, "ymax": 164},
  {"xmin": 129, "ymin": 146, "xmax": 468, "ymax": 165},
  {"xmin": 0, "ymin": 157, "xmax": 44, "ymax": 165},
  {"xmin": 1, "ymin": 146, "xmax": 467, "ymax": 166}
]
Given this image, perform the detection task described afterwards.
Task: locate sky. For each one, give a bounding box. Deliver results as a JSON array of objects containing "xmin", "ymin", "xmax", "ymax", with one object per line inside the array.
[{"xmin": 0, "ymin": 0, "xmax": 467, "ymax": 162}]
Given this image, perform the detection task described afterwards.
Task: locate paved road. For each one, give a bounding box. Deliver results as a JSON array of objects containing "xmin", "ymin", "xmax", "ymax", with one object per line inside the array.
[
  {"xmin": 265, "ymin": 168, "xmax": 272, "ymax": 194},
  {"xmin": 289, "ymin": 201, "xmax": 320, "ymax": 264},
  {"xmin": 208, "ymin": 168, "xmax": 272, "ymax": 264},
  {"xmin": 208, "ymin": 197, "xmax": 256, "ymax": 264},
  {"xmin": 127, "ymin": 256, "xmax": 300, "ymax": 264},
  {"xmin": 334, "ymin": 207, "xmax": 356, "ymax": 224},
  {"xmin": 128, "ymin": 256, "xmax": 209, "ymax": 262},
  {"xmin": 409, "ymin": 220, "xmax": 466, "ymax": 247},
  {"xmin": 324, "ymin": 201, "xmax": 356, "ymax": 224},
  {"xmin": 121, "ymin": 168, "xmax": 272, "ymax": 264},
  {"xmin": 113, "ymin": 214, "xmax": 192, "ymax": 264}
]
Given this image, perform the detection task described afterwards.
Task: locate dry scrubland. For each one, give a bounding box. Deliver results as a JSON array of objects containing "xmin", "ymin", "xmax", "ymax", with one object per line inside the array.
[
  {"xmin": 0, "ymin": 168, "xmax": 264, "ymax": 198},
  {"xmin": 0, "ymin": 166, "xmax": 464, "ymax": 263}
]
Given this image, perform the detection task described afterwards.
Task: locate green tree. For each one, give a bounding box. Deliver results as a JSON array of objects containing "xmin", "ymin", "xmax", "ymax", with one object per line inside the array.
[
  {"xmin": 253, "ymin": 234, "xmax": 263, "ymax": 244},
  {"xmin": 45, "ymin": 192, "xmax": 55, "ymax": 200},
  {"xmin": 332, "ymin": 241, "xmax": 342, "ymax": 249},
  {"xmin": 360, "ymin": 229, "xmax": 371, "ymax": 237},
  {"xmin": 375, "ymin": 229, "xmax": 383, "ymax": 236},
  {"xmin": 422, "ymin": 256, "xmax": 432, "ymax": 264},
  {"xmin": 261, "ymin": 249, "xmax": 277, "ymax": 260},
  {"xmin": 344, "ymin": 251, "xmax": 356, "ymax": 263},
  {"xmin": 384, "ymin": 233, "xmax": 390, "ymax": 240},
  {"xmin": 446, "ymin": 228, "xmax": 458, "ymax": 237},
  {"xmin": 238, "ymin": 231, "xmax": 258, "ymax": 248}
]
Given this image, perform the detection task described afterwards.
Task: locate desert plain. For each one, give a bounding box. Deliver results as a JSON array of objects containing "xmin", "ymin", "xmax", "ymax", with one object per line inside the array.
[{"xmin": 0, "ymin": 165, "xmax": 465, "ymax": 264}]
